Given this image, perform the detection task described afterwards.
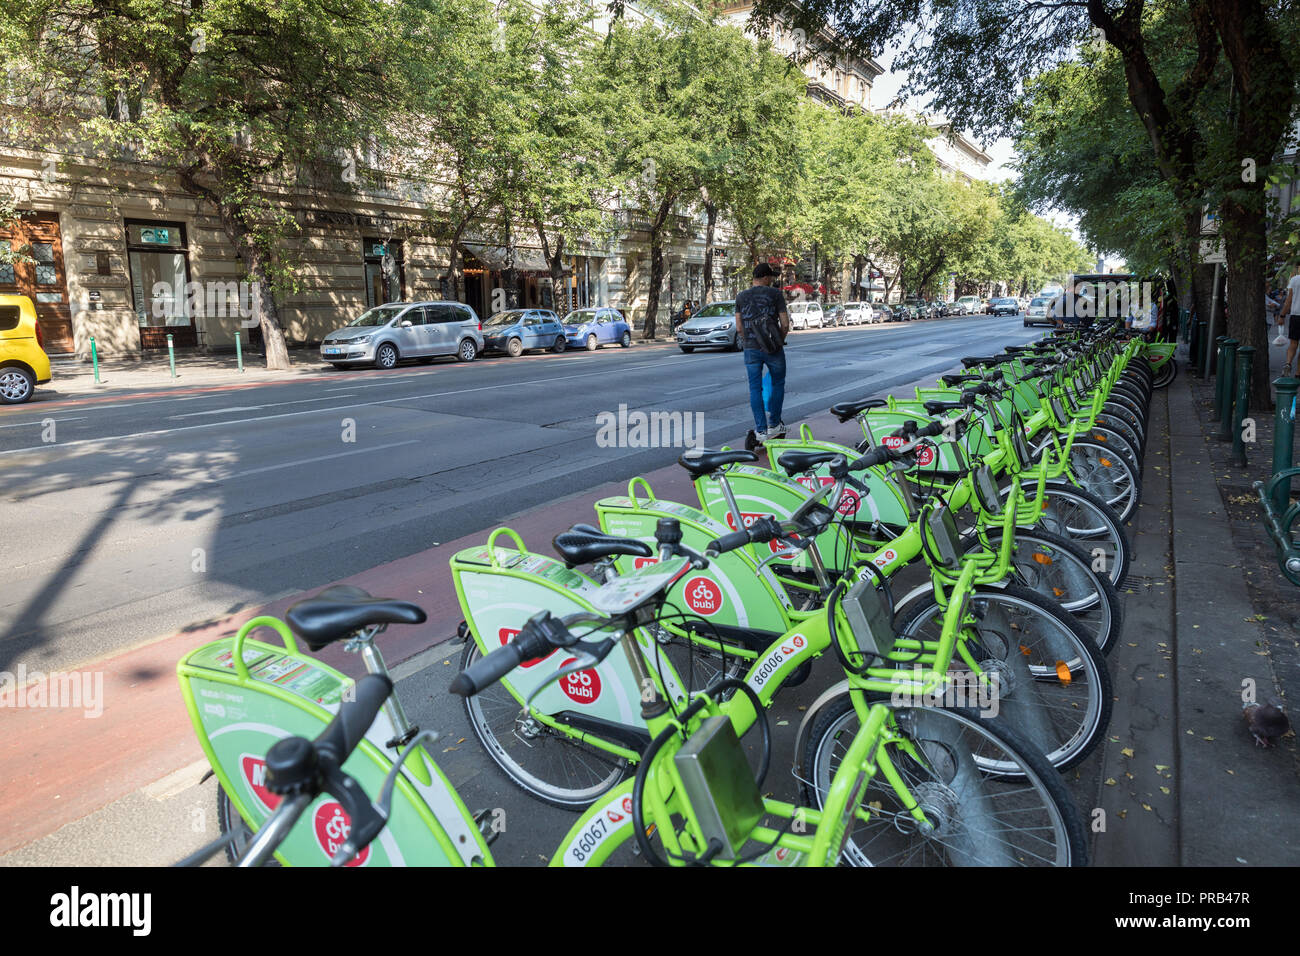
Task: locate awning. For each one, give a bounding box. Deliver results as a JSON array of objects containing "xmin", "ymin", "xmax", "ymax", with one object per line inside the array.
[{"xmin": 462, "ymin": 243, "xmax": 551, "ymax": 272}]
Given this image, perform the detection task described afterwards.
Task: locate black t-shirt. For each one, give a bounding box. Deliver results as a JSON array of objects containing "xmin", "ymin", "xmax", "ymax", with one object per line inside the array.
[{"xmin": 735, "ymin": 285, "xmax": 788, "ymax": 352}]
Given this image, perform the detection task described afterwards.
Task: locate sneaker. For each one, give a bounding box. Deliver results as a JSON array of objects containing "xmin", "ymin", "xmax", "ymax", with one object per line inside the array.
[
  {"xmin": 752, "ymin": 427, "xmax": 769, "ymax": 443},
  {"xmin": 768, "ymin": 421, "xmax": 787, "ymax": 438}
]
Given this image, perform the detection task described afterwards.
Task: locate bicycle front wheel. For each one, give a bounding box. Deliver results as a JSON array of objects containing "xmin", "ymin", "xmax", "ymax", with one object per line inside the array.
[
  {"xmin": 802, "ymin": 697, "xmax": 1087, "ymax": 866},
  {"xmin": 894, "ymin": 583, "xmax": 1112, "ymax": 772}
]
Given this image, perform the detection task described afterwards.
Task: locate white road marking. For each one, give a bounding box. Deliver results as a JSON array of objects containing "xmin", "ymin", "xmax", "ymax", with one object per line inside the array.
[
  {"xmin": 168, "ymin": 395, "xmax": 356, "ymax": 419},
  {"xmin": 0, "ymin": 417, "xmax": 88, "ymax": 429},
  {"xmin": 215, "ymin": 440, "xmax": 421, "ymax": 482}
]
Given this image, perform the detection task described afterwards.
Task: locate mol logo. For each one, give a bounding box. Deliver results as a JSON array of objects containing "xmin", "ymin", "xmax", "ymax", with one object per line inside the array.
[
  {"xmin": 796, "ymin": 474, "xmax": 860, "ymax": 515},
  {"xmin": 683, "ymin": 576, "xmax": 724, "ymax": 615},
  {"xmin": 882, "ymin": 435, "xmax": 935, "ymax": 466},
  {"xmin": 558, "ymin": 658, "xmax": 602, "ymax": 704},
  {"xmin": 240, "ymin": 754, "xmax": 282, "ymax": 812},
  {"xmin": 314, "ymin": 801, "xmax": 370, "ymax": 866},
  {"xmin": 606, "ymin": 795, "xmax": 633, "ymax": 824},
  {"xmin": 872, "ymin": 548, "xmax": 898, "ymax": 568},
  {"xmin": 499, "ymin": 627, "xmax": 556, "ymax": 669}
]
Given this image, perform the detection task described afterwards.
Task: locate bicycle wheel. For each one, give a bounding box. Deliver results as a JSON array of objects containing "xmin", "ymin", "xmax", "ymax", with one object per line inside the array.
[
  {"xmin": 893, "ymin": 583, "xmax": 1112, "ymax": 772},
  {"xmin": 217, "ymin": 785, "xmax": 281, "ymax": 867},
  {"xmin": 968, "ymin": 528, "xmax": 1123, "ymax": 655},
  {"xmin": 1151, "ymin": 358, "xmax": 1177, "ymax": 388},
  {"xmin": 460, "ymin": 639, "xmax": 631, "ymax": 809},
  {"xmin": 802, "ymin": 697, "xmax": 1087, "ymax": 866},
  {"xmin": 1067, "ymin": 439, "xmax": 1142, "ymax": 523},
  {"xmin": 1010, "ymin": 483, "xmax": 1132, "ymax": 588}
]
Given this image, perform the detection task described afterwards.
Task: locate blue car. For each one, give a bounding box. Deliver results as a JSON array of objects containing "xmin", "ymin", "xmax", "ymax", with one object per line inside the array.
[
  {"xmin": 563, "ymin": 308, "xmax": 632, "ymax": 351},
  {"xmin": 481, "ymin": 309, "xmax": 567, "ymax": 357}
]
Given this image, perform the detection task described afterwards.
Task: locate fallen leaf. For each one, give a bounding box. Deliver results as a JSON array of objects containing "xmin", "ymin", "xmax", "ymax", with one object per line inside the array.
[
  {"xmin": 1105, "ymin": 778, "xmax": 1118, "ymax": 786},
  {"xmin": 1155, "ymin": 764, "xmax": 1169, "ymax": 771},
  {"xmin": 1121, "ymin": 747, "xmax": 1135, "ymax": 757},
  {"xmin": 1160, "ymin": 787, "xmax": 1171, "ymax": 795}
]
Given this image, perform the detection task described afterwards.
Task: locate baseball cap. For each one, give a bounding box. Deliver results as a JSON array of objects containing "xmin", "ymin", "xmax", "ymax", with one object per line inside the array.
[{"xmin": 753, "ymin": 262, "xmax": 779, "ymax": 279}]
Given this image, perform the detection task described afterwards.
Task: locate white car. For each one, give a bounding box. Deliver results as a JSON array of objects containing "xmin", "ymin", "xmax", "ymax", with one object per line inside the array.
[
  {"xmin": 955, "ymin": 296, "xmax": 982, "ymax": 315},
  {"xmin": 843, "ymin": 302, "xmax": 870, "ymax": 326},
  {"xmin": 788, "ymin": 301, "xmax": 824, "ymax": 329}
]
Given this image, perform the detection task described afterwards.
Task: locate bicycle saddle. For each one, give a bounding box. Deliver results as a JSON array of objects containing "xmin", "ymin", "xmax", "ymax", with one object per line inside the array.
[
  {"xmin": 829, "ymin": 398, "xmax": 887, "ymax": 422},
  {"xmin": 775, "ymin": 450, "xmax": 841, "ymax": 476},
  {"xmin": 286, "ymin": 584, "xmax": 427, "ymax": 651},
  {"xmin": 678, "ymin": 448, "xmax": 757, "ymax": 477},
  {"xmin": 552, "ymin": 524, "xmax": 653, "ymax": 568}
]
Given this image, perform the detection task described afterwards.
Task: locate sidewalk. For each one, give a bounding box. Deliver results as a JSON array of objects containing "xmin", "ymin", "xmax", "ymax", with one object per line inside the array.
[{"xmin": 1166, "ymin": 336, "xmax": 1300, "ymax": 864}]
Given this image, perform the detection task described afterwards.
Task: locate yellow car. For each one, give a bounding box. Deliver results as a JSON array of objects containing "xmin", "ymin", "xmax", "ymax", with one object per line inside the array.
[{"xmin": 0, "ymin": 293, "xmax": 52, "ymax": 404}]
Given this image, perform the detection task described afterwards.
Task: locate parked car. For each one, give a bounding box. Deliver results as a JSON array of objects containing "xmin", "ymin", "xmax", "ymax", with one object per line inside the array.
[
  {"xmin": 481, "ymin": 308, "xmax": 567, "ymax": 357},
  {"xmin": 990, "ymin": 297, "xmax": 1020, "ymax": 316},
  {"xmin": 871, "ymin": 303, "xmax": 894, "ymax": 323},
  {"xmin": 320, "ymin": 300, "xmax": 483, "ymax": 369},
  {"xmin": 788, "ymin": 301, "xmax": 825, "ymax": 330},
  {"xmin": 843, "ymin": 302, "xmax": 870, "ymax": 325},
  {"xmin": 891, "ymin": 304, "xmax": 914, "ymax": 322},
  {"xmin": 562, "ymin": 307, "xmax": 632, "ymax": 350},
  {"xmin": 1024, "ymin": 296, "xmax": 1054, "ymax": 327},
  {"xmin": 823, "ymin": 303, "xmax": 847, "ymax": 327},
  {"xmin": 940, "ymin": 301, "xmax": 962, "ymax": 316},
  {"xmin": 0, "ymin": 293, "xmax": 51, "ymax": 404},
  {"xmin": 955, "ymin": 295, "xmax": 982, "ymax": 315},
  {"xmin": 676, "ymin": 300, "xmax": 738, "ymax": 352}
]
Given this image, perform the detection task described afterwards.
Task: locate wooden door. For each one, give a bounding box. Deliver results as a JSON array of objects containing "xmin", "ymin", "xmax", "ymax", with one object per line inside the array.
[{"xmin": 0, "ymin": 212, "xmax": 74, "ymax": 353}]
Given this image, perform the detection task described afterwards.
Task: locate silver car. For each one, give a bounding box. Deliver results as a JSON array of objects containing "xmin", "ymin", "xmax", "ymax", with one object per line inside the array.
[
  {"xmin": 321, "ymin": 301, "xmax": 484, "ymax": 369},
  {"xmin": 676, "ymin": 301, "xmax": 739, "ymax": 352}
]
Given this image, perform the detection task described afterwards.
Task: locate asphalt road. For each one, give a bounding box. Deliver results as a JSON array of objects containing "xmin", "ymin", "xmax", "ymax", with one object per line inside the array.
[{"xmin": 0, "ymin": 314, "xmax": 1038, "ymax": 676}]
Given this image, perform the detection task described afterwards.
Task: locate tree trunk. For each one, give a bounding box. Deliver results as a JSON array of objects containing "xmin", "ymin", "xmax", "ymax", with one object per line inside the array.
[
  {"xmin": 244, "ymin": 241, "xmax": 290, "ymax": 370},
  {"xmin": 644, "ymin": 233, "xmax": 664, "ymax": 339},
  {"xmin": 1220, "ymin": 198, "xmax": 1272, "ymax": 408},
  {"xmin": 703, "ymin": 201, "xmax": 717, "ymax": 302},
  {"xmin": 210, "ymin": 198, "xmax": 290, "ymax": 370}
]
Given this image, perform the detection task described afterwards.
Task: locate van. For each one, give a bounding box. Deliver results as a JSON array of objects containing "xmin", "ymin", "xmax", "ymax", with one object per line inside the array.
[{"xmin": 0, "ymin": 293, "xmax": 52, "ymax": 404}]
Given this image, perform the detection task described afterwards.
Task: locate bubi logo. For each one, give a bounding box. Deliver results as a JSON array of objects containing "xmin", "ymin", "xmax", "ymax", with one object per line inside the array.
[
  {"xmin": 684, "ymin": 576, "xmax": 724, "ymax": 615},
  {"xmin": 314, "ymin": 801, "xmax": 370, "ymax": 866},
  {"xmin": 882, "ymin": 435, "xmax": 935, "ymax": 466},
  {"xmin": 241, "ymin": 754, "xmax": 282, "ymax": 811},
  {"xmin": 796, "ymin": 474, "xmax": 860, "ymax": 515},
  {"xmin": 633, "ymin": 556, "xmax": 658, "ymax": 569},
  {"xmin": 499, "ymin": 626, "xmax": 555, "ymax": 669},
  {"xmin": 558, "ymin": 658, "xmax": 602, "ymax": 704},
  {"xmin": 873, "ymin": 548, "xmax": 898, "ymax": 568}
]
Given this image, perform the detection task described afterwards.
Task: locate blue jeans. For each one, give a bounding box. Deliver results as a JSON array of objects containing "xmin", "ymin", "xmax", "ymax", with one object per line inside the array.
[{"xmin": 743, "ymin": 348, "xmax": 785, "ymax": 432}]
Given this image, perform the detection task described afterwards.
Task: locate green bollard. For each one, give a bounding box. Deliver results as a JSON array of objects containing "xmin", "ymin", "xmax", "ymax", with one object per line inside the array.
[
  {"xmin": 90, "ymin": 335, "xmax": 100, "ymax": 385},
  {"xmin": 167, "ymin": 333, "xmax": 176, "ymax": 378},
  {"xmin": 1231, "ymin": 346, "xmax": 1255, "ymax": 468},
  {"xmin": 1272, "ymin": 375, "xmax": 1298, "ymax": 513},
  {"xmin": 1211, "ymin": 336, "xmax": 1228, "ymax": 421},
  {"xmin": 1217, "ymin": 339, "xmax": 1238, "ymax": 440},
  {"xmin": 1195, "ymin": 319, "xmax": 1209, "ymax": 376},
  {"xmin": 235, "ymin": 330, "xmax": 244, "ymax": 372}
]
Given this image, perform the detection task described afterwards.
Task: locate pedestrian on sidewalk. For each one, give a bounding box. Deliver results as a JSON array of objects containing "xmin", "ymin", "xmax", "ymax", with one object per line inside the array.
[
  {"xmin": 735, "ymin": 263, "xmax": 790, "ymax": 441},
  {"xmin": 1280, "ymin": 259, "xmax": 1300, "ymax": 375}
]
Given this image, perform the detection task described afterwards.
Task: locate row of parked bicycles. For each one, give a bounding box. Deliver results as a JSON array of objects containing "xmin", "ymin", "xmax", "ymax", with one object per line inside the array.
[{"xmin": 177, "ymin": 322, "xmax": 1176, "ymax": 867}]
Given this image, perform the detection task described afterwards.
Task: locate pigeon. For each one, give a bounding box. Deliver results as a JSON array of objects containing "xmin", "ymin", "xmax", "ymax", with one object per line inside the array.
[{"xmin": 1243, "ymin": 698, "xmax": 1291, "ymax": 748}]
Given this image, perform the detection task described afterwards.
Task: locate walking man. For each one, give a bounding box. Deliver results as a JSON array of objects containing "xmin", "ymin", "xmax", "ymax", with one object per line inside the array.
[{"xmin": 735, "ymin": 263, "xmax": 790, "ymax": 441}]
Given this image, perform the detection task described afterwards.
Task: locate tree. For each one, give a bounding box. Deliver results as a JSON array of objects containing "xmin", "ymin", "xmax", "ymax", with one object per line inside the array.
[
  {"xmin": 598, "ymin": 12, "xmax": 803, "ymax": 338},
  {"xmin": 751, "ymin": 0, "xmax": 1297, "ymax": 404},
  {"xmin": 3, "ymin": 0, "xmax": 425, "ymax": 369}
]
